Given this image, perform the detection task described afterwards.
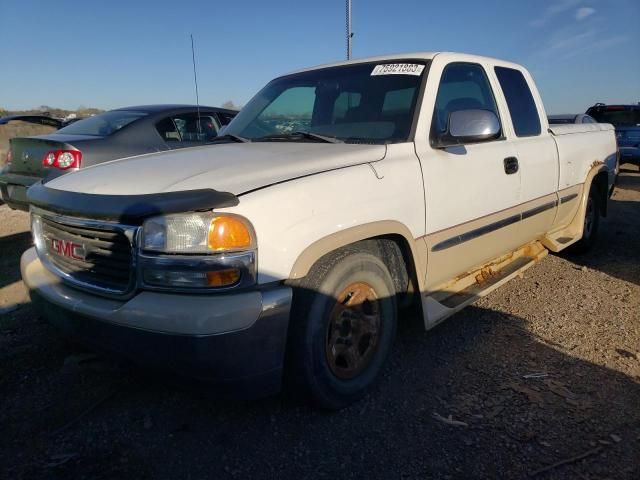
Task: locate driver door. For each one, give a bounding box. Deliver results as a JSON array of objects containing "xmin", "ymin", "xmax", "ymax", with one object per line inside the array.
[{"xmin": 415, "ymin": 61, "xmax": 523, "ymax": 291}]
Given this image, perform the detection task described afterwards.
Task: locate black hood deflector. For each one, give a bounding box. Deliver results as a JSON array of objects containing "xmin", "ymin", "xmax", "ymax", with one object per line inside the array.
[{"xmin": 27, "ymin": 182, "xmax": 239, "ymax": 224}]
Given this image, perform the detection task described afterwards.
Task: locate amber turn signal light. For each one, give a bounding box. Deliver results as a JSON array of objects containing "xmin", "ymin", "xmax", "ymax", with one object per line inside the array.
[
  {"xmin": 206, "ymin": 268, "xmax": 241, "ymax": 287},
  {"xmin": 207, "ymin": 215, "xmax": 253, "ymax": 251}
]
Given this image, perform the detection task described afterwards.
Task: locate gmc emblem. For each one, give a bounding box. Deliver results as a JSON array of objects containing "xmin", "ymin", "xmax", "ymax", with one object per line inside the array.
[{"xmin": 50, "ymin": 238, "xmax": 85, "ymax": 261}]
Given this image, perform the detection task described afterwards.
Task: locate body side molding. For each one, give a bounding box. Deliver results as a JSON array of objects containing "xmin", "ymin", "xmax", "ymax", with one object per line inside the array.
[{"xmin": 431, "ymin": 199, "xmax": 559, "ymax": 252}]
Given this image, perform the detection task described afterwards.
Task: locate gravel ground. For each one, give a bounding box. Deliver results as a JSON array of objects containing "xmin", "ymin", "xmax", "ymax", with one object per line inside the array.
[{"xmin": 1, "ymin": 166, "xmax": 639, "ymax": 480}]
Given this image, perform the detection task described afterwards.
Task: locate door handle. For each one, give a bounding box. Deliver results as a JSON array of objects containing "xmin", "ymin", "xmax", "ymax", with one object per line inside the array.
[{"xmin": 504, "ymin": 157, "xmax": 519, "ymax": 175}]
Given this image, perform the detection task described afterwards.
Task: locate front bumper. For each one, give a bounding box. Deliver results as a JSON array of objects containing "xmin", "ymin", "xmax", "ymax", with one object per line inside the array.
[
  {"xmin": 21, "ymin": 247, "xmax": 292, "ymax": 396},
  {"xmin": 0, "ymin": 172, "xmax": 40, "ymax": 211}
]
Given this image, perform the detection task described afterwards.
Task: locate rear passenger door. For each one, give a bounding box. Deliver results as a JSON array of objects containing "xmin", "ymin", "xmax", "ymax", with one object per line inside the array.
[
  {"xmin": 493, "ymin": 66, "xmax": 558, "ymax": 242},
  {"xmin": 415, "ymin": 61, "xmax": 523, "ymax": 291}
]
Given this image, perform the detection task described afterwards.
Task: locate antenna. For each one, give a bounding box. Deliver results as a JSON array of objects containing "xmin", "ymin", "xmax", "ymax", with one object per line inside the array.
[
  {"xmin": 346, "ymin": 0, "xmax": 353, "ymax": 60},
  {"xmin": 190, "ymin": 34, "xmax": 202, "ymax": 136}
]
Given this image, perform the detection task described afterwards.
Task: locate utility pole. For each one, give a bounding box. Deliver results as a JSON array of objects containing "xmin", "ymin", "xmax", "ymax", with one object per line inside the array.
[{"xmin": 346, "ymin": 0, "xmax": 352, "ymax": 60}]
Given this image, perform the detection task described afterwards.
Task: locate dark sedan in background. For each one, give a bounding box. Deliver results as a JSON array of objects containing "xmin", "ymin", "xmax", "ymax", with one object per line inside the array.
[{"xmin": 0, "ymin": 104, "xmax": 237, "ymax": 210}]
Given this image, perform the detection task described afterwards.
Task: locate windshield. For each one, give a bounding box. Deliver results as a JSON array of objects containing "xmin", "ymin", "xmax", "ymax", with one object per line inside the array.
[
  {"xmin": 224, "ymin": 61, "xmax": 428, "ymax": 143},
  {"xmin": 587, "ymin": 107, "xmax": 640, "ymax": 127},
  {"xmin": 56, "ymin": 110, "xmax": 147, "ymax": 136}
]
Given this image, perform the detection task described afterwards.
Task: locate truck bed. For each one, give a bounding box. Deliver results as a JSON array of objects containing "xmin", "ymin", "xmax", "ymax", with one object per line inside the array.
[{"xmin": 550, "ymin": 123, "xmax": 617, "ymax": 190}]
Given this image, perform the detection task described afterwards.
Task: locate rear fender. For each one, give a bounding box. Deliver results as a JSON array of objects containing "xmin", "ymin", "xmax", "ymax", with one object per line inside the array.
[{"xmin": 568, "ymin": 164, "xmax": 607, "ymax": 240}]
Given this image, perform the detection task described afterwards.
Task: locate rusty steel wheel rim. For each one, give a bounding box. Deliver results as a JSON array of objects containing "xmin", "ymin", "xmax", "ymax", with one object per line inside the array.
[{"xmin": 325, "ymin": 281, "xmax": 382, "ymax": 380}]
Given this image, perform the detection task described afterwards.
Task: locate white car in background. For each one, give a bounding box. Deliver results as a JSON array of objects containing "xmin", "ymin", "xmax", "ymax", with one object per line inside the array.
[{"xmin": 548, "ymin": 113, "xmax": 597, "ymax": 125}]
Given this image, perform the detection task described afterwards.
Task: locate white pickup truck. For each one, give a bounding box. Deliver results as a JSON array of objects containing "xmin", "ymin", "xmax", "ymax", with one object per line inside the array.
[{"xmin": 21, "ymin": 52, "xmax": 617, "ymax": 409}]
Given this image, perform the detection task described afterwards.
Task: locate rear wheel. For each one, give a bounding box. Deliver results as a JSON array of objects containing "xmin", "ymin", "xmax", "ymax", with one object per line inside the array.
[
  {"xmin": 287, "ymin": 248, "xmax": 397, "ymax": 409},
  {"xmin": 573, "ymin": 184, "xmax": 600, "ymax": 253}
]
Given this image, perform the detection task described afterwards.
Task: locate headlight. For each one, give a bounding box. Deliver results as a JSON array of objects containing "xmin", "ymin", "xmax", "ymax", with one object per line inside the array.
[
  {"xmin": 142, "ymin": 213, "xmax": 254, "ymax": 253},
  {"xmin": 140, "ymin": 212, "xmax": 257, "ymax": 290}
]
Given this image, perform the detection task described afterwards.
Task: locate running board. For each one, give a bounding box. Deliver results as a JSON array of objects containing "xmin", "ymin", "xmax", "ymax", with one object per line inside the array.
[{"xmin": 421, "ymin": 241, "xmax": 548, "ymax": 330}]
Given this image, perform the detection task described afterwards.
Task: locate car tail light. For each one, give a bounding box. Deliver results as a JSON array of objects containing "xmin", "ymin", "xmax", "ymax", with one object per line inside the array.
[{"xmin": 42, "ymin": 150, "xmax": 82, "ymax": 170}]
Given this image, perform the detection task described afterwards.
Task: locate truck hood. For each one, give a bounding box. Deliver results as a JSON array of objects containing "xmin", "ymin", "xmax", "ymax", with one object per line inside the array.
[{"xmin": 45, "ymin": 142, "xmax": 387, "ymax": 195}]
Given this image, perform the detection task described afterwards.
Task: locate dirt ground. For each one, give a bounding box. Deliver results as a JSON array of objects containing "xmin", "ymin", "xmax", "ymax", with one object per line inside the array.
[{"xmin": 1, "ymin": 166, "xmax": 639, "ymax": 480}]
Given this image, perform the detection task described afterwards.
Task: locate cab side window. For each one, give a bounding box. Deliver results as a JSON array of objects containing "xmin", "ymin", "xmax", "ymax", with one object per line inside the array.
[
  {"xmin": 155, "ymin": 113, "xmax": 220, "ymax": 144},
  {"xmin": 217, "ymin": 112, "xmax": 236, "ymax": 125},
  {"xmin": 432, "ymin": 63, "xmax": 500, "ymax": 138},
  {"xmin": 174, "ymin": 113, "xmax": 219, "ymax": 142},
  {"xmin": 494, "ymin": 67, "xmax": 541, "ymax": 137},
  {"xmin": 155, "ymin": 117, "xmax": 181, "ymax": 142}
]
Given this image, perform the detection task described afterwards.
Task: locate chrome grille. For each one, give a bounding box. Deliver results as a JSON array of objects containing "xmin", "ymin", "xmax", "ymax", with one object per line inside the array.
[{"xmin": 39, "ymin": 214, "xmax": 135, "ymax": 295}]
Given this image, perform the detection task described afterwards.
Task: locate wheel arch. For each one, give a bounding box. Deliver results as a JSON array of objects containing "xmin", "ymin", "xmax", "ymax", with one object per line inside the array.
[
  {"xmin": 579, "ymin": 163, "xmax": 609, "ymax": 219},
  {"xmin": 288, "ymin": 221, "xmax": 426, "ymax": 301},
  {"xmin": 591, "ymin": 169, "xmax": 609, "ymax": 217},
  {"xmin": 567, "ymin": 164, "xmax": 608, "ymax": 247},
  {"xmin": 543, "ymin": 163, "xmax": 608, "ymax": 252}
]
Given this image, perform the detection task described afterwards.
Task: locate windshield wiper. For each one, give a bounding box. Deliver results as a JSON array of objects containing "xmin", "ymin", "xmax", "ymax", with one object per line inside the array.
[
  {"xmin": 209, "ymin": 133, "xmax": 250, "ymax": 143},
  {"xmin": 254, "ymin": 131, "xmax": 343, "ymax": 144},
  {"xmin": 343, "ymin": 137, "xmax": 385, "ymax": 145}
]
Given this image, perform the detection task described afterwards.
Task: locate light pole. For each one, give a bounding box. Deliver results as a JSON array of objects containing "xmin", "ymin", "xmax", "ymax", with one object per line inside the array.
[{"xmin": 346, "ymin": 0, "xmax": 352, "ymax": 60}]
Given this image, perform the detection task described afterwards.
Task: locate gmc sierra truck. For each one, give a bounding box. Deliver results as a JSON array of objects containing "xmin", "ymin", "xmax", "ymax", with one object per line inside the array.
[{"xmin": 21, "ymin": 52, "xmax": 617, "ymax": 409}]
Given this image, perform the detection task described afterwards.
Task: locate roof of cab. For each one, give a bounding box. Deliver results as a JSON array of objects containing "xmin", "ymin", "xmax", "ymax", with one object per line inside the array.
[
  {"xmin": 286, "ymin": 52, "xmax": 438, "ymax": 76},
  {"xmin": 284, "ymin": 51, "xmax": 523, "ymax": 76}
]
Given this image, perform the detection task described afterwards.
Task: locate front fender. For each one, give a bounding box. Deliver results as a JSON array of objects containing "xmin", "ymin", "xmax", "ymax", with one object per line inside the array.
[{"xmin": 216, "ymin": 157, "xmax": 426, "ymax": 285}]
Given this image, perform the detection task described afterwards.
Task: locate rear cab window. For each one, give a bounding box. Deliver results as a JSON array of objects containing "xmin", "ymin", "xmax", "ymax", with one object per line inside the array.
[
  {"xmin": 494, "ymin": 67, "xmax": 541, "ymax": 137},
  {"xmin": 332, "ymin": 92, "xmax": 362, "ymax": 123}
]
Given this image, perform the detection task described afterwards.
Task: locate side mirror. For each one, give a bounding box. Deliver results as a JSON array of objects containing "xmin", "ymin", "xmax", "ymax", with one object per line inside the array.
[{"xmin": 434, "ymin": 109, "xmax": 501, "ymax": 148}]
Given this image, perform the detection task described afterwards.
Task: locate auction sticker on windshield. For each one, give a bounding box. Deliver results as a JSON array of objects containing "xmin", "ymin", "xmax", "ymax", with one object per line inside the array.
[{"xmin": 371, "ymin": 64, "xmax": 425, "ymax": 76}]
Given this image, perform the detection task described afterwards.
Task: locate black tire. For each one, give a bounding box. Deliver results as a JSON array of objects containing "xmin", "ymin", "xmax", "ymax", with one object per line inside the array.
[
  {"xmin": 287, "ymin": 247, "xmax": 397, "ymax": 409},
  {"xmin": 572, "ymin": 184, "xmax": 600, "ymax": 253}
]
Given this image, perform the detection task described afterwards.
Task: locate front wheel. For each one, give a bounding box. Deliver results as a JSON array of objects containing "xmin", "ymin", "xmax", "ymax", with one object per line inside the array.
[{"xmin": 287, "ymin": 249, "xmax": 397, "ymax": 409}]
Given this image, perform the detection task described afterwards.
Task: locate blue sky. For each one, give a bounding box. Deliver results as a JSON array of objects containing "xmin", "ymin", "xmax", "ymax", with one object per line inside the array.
[{"xmin": 0, "ymin": 0, "xmax": 638, "ymax": 114}]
